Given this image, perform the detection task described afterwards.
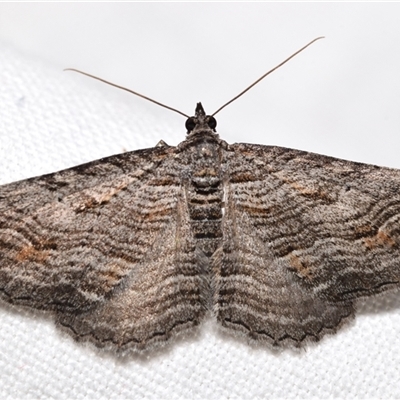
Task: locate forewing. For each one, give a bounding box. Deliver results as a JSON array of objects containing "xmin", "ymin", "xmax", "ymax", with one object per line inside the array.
[
  {"xmin": 215, "ymin": 143, "xmax": 400, "ymax": 345},
  {"xmin": 0, "ymin": 146, "xmax": 207, "ymax": 352}
]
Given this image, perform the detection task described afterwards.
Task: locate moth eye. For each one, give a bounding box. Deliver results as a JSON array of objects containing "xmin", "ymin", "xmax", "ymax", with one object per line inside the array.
[
  {"xmin": 185, "ymin": 117, "xmax": 197, "ymax": 132},
  {"xmin": 207, "ymin": 116, "xmax": 217, "ymax": 130}
]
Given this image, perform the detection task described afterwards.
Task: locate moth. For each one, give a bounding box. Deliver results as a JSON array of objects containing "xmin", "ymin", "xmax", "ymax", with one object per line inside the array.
[{"xmin": 1, "ymin": 38, "xmax": 399, "ymax": 354}]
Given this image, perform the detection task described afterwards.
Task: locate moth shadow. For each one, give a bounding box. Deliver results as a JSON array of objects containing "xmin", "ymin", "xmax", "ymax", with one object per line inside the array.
[
  {"xmin": 212, "ymin": 321, "xmax": 323, "ymax": 357},
  {"xmin": 1, "ymin": 289, "xmax": 400, "ymax": 363},
  {"xmin": 0, "ymin": 300, "xmax": 205, "ymax": 364},
  {"xmin": 212, "ymin": 289, "xmax": 400, "ymax": 355},
  {"xmin": 356, "ymin": 288, "xmax": 400, "ymax": 315}
]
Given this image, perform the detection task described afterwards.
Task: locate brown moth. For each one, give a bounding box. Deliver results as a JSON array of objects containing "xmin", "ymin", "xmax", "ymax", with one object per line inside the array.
[{"xmin": 1, "ymin": 38, "xmax": 399, "ymax": 354}]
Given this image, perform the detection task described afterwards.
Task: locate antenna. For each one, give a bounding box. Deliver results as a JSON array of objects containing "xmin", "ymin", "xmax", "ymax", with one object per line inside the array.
[
  {"xmin": 65, "ymin": 37, "xmax": 324, "ymax": 119},
  {"xmin": 64, "ymin": 68, "xmax": 190, "ymax": 118},
  {"xmin": 211, "ymin": 36, "xmax": 324, "ymax": 116}
]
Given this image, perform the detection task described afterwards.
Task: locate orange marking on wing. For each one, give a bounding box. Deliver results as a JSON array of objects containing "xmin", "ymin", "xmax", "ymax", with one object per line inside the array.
[
  {"xmin": 287, "ymin": 253, "xmax": 314, "ymax": 279},
  {"xmin": 364, "ymin": 230, "xmax": 396, "ymax": 249},
  {"xmin": 15, "ymin": 245, "xmax": 49, "ymax": 263}
]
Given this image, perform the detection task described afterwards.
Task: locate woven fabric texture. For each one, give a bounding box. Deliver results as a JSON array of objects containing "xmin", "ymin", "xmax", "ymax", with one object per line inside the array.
[{"xmin": 1, "ymin": 45, "xmax": 400, "ymax": 400}]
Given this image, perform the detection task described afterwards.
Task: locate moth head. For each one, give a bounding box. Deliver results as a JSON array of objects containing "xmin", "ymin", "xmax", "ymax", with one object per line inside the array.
[{"xmin": 185, "ymin": 103, "xmax": 217, "ymax": 133}]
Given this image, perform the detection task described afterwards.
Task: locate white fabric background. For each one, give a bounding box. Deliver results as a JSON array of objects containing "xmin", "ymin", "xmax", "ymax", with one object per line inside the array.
[{"xmin": 1, "ymin": 3, "xmax": 400, "ymax": 399}]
